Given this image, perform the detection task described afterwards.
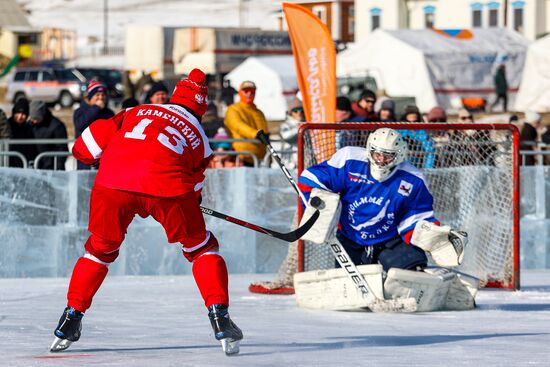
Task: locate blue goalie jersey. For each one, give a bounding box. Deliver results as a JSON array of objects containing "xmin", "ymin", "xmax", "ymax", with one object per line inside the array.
[{"xmin": 298, "ymin": 146, "xmax": 438, "ymax": 246}]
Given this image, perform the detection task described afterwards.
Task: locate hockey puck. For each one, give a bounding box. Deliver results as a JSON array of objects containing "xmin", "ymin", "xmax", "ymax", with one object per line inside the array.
[{"xmin": 310, "ymin": 196, "xmax": 325, "ymax": 209}]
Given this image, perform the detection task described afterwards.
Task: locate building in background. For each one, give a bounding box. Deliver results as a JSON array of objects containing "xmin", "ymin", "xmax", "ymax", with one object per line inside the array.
[
  {"xmin": 0, "ymin": 0, "xmax": 40, "ymax": 60},
  {"xmin": 278, "ymin": 0, "xmax": 356, "ymax": 43},
  {"xmin": 355, "ymin": 0, "xmax": 550, "ymax": 42}
]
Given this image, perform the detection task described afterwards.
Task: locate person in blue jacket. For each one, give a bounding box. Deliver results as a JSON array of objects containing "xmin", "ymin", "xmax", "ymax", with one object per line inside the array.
[{"xmin": 73, "ymin": 80, "xmax": 115, "ymax": 169}]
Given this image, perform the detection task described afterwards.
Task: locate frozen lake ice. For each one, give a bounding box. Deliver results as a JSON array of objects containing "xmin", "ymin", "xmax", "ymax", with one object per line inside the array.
[{"xmin": 1, "ymin": 271, "xmax": 550, "ymax": 366}]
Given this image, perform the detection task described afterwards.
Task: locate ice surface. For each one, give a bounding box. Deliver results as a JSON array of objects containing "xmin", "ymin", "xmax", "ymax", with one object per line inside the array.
[{"xmin": 0, "ymin": 271, "xmax": 550, "ymax": 366}]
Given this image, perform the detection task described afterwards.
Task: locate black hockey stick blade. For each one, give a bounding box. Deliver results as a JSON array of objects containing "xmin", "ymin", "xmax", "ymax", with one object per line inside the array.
[{"xmin": 200, "ymin": 206, "xmax": 320, "ymax": 242}]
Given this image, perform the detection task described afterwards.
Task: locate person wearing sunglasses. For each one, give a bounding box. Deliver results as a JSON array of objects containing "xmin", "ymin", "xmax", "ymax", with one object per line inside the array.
[{"xmin": 352, "ymin": 89, "xmax": 378, "ymax": 121}]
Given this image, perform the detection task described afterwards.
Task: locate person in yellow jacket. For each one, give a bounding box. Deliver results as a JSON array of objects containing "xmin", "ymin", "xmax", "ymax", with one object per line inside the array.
[{"xmin": 224, "ymin": 81, "xmax": 269, "ymax": 166}]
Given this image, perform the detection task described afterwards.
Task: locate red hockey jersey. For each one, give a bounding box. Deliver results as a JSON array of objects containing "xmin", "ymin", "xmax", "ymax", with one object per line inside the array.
[{"xmin": 72, "ymin": 104, "xmax": 213, "ymax": 197}]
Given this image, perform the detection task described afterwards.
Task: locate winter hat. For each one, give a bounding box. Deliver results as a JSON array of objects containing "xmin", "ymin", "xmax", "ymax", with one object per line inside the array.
[
  {"xmin": 12, "ymin": 97, "xmax": 29, "ymax": 116},
  {"xmin": 287, "ymin": 98, "xmax": 303, "ymax": 114},
  {"xmin": 87, "ymin": 80, "xmax": 107, "ymax": 99},
  {"xmin": 212, "ymin": 127, "xmax": 231, "ymax": 150},
  {"xmin": 170, "ymin": 68, "xmax": 209, "ymax": 117},
  {"xmin": 29, "ymin": 101, "xmax": 47, "ymax": 121},
  {"xmin": 380, "ymin": 99, "xmax": 395, "ymax": 111},
  {"xmin": 121, "ymin": 97, "xmax": 139, "ymax": 109},
  {"xmin": 147, "ymin": 81, "xmax": 168, "ymax": 99},
  {"xmin": 336, "ymin": 96, "xmax": 352, "ymax": 111},
  {"xmin": 404, "ymin": 105, "xmax": 420, "ymax": 116},
  {"xmin": 239, "ymin": 80, "xmax": 256, "ymax": 90},
  {"xmin": 524, "ymin": 110, "xmax": 541, "ymax": 124},
  {"xmin": 359, "ymin": 89, "xmax": 376, "ymax": 101},
  {"xmin": 427, "ymin": 106, "xmax": 447, "ymax": 122}
]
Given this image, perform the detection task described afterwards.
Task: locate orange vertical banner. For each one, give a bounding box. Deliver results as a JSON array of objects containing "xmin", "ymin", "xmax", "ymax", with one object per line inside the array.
[
  {"xmin": 283, "ymin": 3, "xmax": 336, "ymax": 124},
  {"xmin": 283, "ymin": 2, "xmax": 337, "ymax": 161}
]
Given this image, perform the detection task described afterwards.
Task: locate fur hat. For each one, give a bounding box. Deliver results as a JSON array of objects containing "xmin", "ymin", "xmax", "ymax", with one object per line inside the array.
[
  {"xmin": 147, "ymin": 81, "xmax": 168, "ymax": 99},
  {"xmin": 427, "ymin": 106, "xmax": 447, "ymax": 122},
  {"xmin": 239, "ymin": 81, "xmax": 256, "ymax": 90},
  {"xmin": 336, "ymin": 96, "xmax": 352, "ymax": 111},
  {"xmin": 169, "ymin": 69, "xmax": 209, "ymax": 117},
  {"xmin": 87, "ymin": 80, "xmax": 107, "ymax": 99}
]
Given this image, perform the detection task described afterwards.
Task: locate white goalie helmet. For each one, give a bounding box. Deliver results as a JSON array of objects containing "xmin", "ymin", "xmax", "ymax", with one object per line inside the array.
[{"xmin": 366, "ymin": 128, "xmax": 408, "ymax": 181}]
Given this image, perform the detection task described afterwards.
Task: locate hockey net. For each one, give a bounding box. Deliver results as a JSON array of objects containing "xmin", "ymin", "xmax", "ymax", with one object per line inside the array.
[{"xmin": 296, "ymin": 123, "xmax": 520, "ymax": 290}]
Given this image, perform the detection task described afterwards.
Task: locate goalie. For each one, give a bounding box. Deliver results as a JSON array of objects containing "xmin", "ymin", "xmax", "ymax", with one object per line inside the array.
[{"xmin": 298, "ymin": 127, "xmax": 467, "ymax": 273}]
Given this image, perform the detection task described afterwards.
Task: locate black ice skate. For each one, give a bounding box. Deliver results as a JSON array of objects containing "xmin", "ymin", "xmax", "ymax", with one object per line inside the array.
[
  {"xmin": 50, "ymin": 306, "xmax": 84, "ymax": 352},
  {"xmin": 208, "ymin": 304, "xmax": 243, "ymax": 355}
]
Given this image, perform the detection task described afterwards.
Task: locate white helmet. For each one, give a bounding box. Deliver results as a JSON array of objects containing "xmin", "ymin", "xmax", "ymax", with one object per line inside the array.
[{"xmin": 366, "ymin": 128, "xmax": 408, "ymax": 181}]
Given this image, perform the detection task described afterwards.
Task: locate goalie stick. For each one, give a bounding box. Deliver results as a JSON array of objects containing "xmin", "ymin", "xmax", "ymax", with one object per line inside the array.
[
  {"xmin": 256, "ymin": 130, "xmax": 416, "ymax": 312},
  {"xmin": 200, "ymin": 206, "xmax": 319, "ymax": 243}
]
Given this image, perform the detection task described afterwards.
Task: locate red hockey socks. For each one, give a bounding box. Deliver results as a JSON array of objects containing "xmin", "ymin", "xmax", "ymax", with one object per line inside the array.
[
  {"xmin": 67, "ymin": 257, "xmax": 109, "ymax": 312},
  {"xmin": 192, "ymin": 254, "xmax": 229, "ymax": 308}
]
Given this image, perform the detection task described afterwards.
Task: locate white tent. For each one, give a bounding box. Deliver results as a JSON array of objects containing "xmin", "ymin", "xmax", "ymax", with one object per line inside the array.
[
  {"xmin": 225, "ymin": 56, "xmax": 298, "ymax": 121},
  {"xmin": 515, "ymin": 35, "xmax": 550, "ymax": 112},
  {"xmin": 337, "ymin": 28, "xmax": 528, "ymax": 112}
]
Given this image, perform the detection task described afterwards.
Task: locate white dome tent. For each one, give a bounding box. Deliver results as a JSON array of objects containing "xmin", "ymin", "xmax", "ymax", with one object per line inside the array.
[
  {"xmin": 515, "ymin": 34, "xmax": 550, "ymax": 112},
  {"xmin": 337, "ymin": 28, "xmax": 528, "ymax": 112},
  {"xmin": 224, "ymin": 56, "xmax": 298, "ymax": 121}
]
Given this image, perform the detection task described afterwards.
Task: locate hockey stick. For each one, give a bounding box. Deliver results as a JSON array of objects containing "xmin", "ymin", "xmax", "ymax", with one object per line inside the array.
[
  {"xmin": 200, "ymin": 206, "xmax": 319, "ymax": 243},
  {"xmin": 256, "ymin": 130, "xmax": 416, "ymax": 312}
]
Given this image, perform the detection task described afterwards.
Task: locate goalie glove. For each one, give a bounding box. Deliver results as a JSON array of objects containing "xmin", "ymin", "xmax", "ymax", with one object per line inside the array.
[{"xmin": 410, "ymin": 220, "xmax": 468, "ymax": 267}]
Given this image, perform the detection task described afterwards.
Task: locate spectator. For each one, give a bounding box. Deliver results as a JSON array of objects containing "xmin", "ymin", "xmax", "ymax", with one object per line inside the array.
[
  {"xmin": 135, "ymin": 71, "xmax": 154, "ymax": 101},
  {"xmin": 29, "ymin": 101, "xmax": 68, "ymax": 170},
  {"xmin": 73, "ymin": 81, "xmax": 115, "ymax": 170},
  {"xmin": 520, "ymin": 111, "xmax": 541, "ymax": 166},
  {"xmin": 279, "ymin": 98, "xmax": 305, "ymax": 146},
  {"xmin": 490, "ymin": 64, "xmax": 508, "ymax": 112},
  {"xmin": 202, "ymin": 102, "xmax": 224, "ymax": 138},
  {"xmin": 0, "ymin": 108, "xmax": 10, "ymax": 139},
  {"xmin": 336, "ymin": 96, "xmax": 368, "ymax": 149},
  {"xmin": 208, "ymin": 127, "xmax": 242, "ymax": 168},
  {"xmin": 122, "ymin": 70, "xmax": 135, "ymax": 100},
  {"xmin": 426, "ymin": 106, "xmax": 447, "ymax": 123},
  {"xmin": 224, "ymin": 81, "xmax": 269, "ymax": 167},
  {"xmin": 221, "ymin": 80, "xmax": 237, "ymax": 108},
  {"xmin": 278, "ymin": 98, "xmax": 306, "ymax": 168},
  {"xmin": 399, "ymin": 105, "xmax": 435, "ymax": 168},
  {"xmin": 377, "ymin": 99, "xmax": 396, "ymax": 122},
  {"xmin": 121, "ymin": 97, "xmax": 140, "ymax": 109},
  {"xmin": 351, "ymin": 89, "xmax": 378, "ymax": 121},
  {"xmin": 7, "ymin": 98, "xmax": 37, "ymax": 167},
  {"xmin": 146, "ymin": 81, "xmax": 169, "ymax": 104}
]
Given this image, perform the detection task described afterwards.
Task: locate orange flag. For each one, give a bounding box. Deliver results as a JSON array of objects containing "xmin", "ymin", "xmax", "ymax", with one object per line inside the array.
[{"xmin": 283, "ymin": 2, "xmax": 337, "ymax": 162}]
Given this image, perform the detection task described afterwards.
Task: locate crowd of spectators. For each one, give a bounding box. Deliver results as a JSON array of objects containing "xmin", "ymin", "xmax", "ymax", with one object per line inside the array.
[{"xmin": 1, "ymin": 75, "xmax": 548, "ymax": 170}]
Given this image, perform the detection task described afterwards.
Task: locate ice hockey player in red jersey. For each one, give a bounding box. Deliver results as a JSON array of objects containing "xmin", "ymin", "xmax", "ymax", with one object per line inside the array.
[{"xmin": 50, "ymin": 68, "xmax": 243, "ymax": 355}]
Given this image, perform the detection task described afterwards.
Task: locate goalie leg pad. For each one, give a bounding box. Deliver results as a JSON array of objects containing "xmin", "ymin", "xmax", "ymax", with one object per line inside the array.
[
  {"xmin": 377, "ymin": 237, "xmax": 428, "ymax": 272},
  {"xmin": 384, "ymin": 268, "xmax": 456, "ymax": 312},
  {"xmin": 294, "ymin": 264, "xmax": 384, "ymax": 311},
  {"xmin": 424, "ymin": 268, "xmax": 479, "ymax": 310},
  {"xmin": 299, "ymin": 188, "xmax": 341, "ymax": 244}
]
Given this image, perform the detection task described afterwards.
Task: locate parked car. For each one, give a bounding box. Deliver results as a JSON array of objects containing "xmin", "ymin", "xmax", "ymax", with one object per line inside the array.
[
  {"xmin": 6, "ymin": 67, "xmax": 87, "ymax": 107},
  {"xmin": 73, "ymin": 67, "xmax": 124, "ymax": 101}
]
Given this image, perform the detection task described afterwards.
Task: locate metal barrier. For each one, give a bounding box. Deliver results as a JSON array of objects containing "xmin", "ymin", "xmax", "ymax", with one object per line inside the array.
[
  {"xmin": 211, "ymin": 150, "xmax": 259, "ymax": 167},
  {"xmin": 33, "ymin": 152, "xmax": 73, "ymax": 170},
  {"xmin": 0, "ymin": 152, "xmax": 28, "ymax": 168}
]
